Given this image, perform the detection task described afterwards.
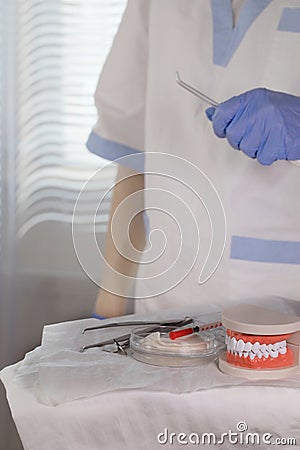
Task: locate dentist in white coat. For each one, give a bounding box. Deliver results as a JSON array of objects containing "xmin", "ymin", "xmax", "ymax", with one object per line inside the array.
[{"xmin": 87, "ymin": 0, "xmax": 300, "ymax": 318}]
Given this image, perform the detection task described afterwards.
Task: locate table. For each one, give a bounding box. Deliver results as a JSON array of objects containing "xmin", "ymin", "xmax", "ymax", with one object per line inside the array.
[{"xmin": 1, "ymin": 310, "xmax": 300, "ymax": 450}]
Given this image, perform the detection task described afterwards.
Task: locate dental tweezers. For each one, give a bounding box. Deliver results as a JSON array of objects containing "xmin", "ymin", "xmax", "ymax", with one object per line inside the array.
[
  {"xmin": 176, "ymin": 72, "xmax": 219, "ymax": 107},
  {"xmin": 81, "ymin": 317, "xmax": 193, "ymax": 334},
  {"xmin": 80, "ymin": 333, "xmax": 132, "ymax": 353},
  {"xmin": 80, "ymin": 317, "xmax": 194, "ymax": 353}
]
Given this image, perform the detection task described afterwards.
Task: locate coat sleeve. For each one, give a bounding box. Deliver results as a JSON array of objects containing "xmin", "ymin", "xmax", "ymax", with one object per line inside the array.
[{"xmin": 86, "ymin": 0, "xmax": 150, "ymax": 172}]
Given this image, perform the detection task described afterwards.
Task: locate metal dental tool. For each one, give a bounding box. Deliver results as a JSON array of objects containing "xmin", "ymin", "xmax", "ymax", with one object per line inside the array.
[
  {"xmin": 81, "ymin": 317, "xmax": 193, "ymax": 334},
  {"xmin": 176, "ymin": 72, "xmax": 300, "ymax": 168},
  {"xmin": 80, "ymin": 333, "xmax": 131, "ymax": 353},
  {"xmin": 176, "ymin": 72, "xmax": 219, "ymax": 107},
  {"xmin": 80, "ymin": 317, "xmax": 194, "ymax": 353}
]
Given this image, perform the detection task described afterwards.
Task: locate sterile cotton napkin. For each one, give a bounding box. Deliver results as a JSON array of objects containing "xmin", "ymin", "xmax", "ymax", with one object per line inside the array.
[{"xmin": 11, "ymin": 302, "xmax": 300, "ymax": 406}]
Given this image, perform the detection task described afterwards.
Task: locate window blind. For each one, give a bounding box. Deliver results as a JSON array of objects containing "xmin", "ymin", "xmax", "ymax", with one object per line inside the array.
[{"xmin": 14, "ymin": 0, "xmax": 126, "ymax": 237}]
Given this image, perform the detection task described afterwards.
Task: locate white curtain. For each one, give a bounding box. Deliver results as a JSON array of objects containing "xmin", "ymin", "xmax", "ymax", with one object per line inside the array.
[
  {"xmin": 16, "ymin": 0, "xmax": 124, "ymax": 237},
  {"xmin": 0, "ymin": 0, "xmax": 3, "ymax": 258},
  {"xmin": 0, "ymin": 2, "xmax": 126, "ymax": 449}
]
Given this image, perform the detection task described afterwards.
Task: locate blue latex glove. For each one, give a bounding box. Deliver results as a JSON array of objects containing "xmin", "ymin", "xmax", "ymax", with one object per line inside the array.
[{"xmin": 206, "ymin": 88, "xmax": 300, "ymax": 165}]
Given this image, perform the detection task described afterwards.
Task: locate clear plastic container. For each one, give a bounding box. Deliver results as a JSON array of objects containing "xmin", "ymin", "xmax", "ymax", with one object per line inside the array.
[{"xmin": 130, "ymin": 315, "xmax": 225, "ymax": 367}]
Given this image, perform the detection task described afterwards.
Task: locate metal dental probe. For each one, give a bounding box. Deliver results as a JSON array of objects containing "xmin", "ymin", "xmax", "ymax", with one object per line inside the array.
[
  {"xmin": 176, "ymin": 72, "xmax": 300, "ymax": 168},
  {"xmin": 175, "ymin": 72, "xmax": 219, "ymax": 107}
]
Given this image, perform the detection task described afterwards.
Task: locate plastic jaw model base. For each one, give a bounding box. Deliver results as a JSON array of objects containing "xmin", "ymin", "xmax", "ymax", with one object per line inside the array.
[{"xmin": 218, "ymin": 304, "xmax": 300, "ymax": 380}]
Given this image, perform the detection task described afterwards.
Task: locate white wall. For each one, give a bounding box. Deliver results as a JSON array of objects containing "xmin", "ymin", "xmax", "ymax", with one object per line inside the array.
[{"xmin": 0, "ymin": 222, "xmax": 103, "ymax": 450}]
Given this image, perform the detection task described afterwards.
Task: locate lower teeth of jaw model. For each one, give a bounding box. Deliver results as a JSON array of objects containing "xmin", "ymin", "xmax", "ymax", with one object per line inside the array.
[{"xmin": 219, "ymin": 304, "xmax": 300, "ymax": 379}]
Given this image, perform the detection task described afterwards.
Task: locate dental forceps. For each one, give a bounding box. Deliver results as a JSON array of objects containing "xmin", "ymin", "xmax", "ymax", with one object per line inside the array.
[
  {"xmin": 176, "ymin": 72, "xmax": 219, "ymax": 107},
  {"xmin": 80, "ymin": 317, "xmax": 194, "ymax": 353}
]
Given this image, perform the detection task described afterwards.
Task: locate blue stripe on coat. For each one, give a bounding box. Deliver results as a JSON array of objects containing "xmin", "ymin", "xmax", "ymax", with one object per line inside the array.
[
  {"xmin": 86, "ymin": 130, "xmax": 145, "ymax": 172},
  {"xmin": 231, "ymin": 235, "xmax": 300, "ymax": 264},
  {"xmin": 278, "ymin": 8, "xmax": 300, "ymax": 33},
  {"xmin": 211, "ymin": 0, "xmax": 272, "ymax": 67}
]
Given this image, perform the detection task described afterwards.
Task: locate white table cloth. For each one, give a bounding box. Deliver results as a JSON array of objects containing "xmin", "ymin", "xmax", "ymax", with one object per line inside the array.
[{"xmin": 1, "ymin": 304, "xmax": 300, "ymax": 450}]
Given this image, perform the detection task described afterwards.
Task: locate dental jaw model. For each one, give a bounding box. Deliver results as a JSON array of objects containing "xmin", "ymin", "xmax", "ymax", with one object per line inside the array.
[{"xmin": 219, "ymin": 304, "xmax": 300, "ymax": 379}]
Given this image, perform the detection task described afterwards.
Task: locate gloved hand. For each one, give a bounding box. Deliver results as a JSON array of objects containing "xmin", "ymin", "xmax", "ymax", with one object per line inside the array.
[{"xmin": 206, "ymin": 88, "xmax": 300, "ymax": 165}]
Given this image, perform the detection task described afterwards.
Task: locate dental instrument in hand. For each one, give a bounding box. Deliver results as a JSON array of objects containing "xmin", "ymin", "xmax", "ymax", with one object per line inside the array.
[
  {"xmin": 176, "ymin": 73, "xmax": 300, "ymax": 167},
  {"xmin": 176, "ymin": 72, "xmax": 219, "ymax": 107}
]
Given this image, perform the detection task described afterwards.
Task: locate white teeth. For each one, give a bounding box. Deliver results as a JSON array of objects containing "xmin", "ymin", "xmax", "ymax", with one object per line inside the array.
[
  {"xmin": 262, "ymin": 350, "xmax": 269, "ymax": 359},
  {"xmin": 252, "ymin": 342, "xmax": 260, "ymax": 354},
  {"xmin": 249, "ymin": 352, "xmax": 255, "ymax": 360},
  {"xmin": 270, "ymin": 349, "xmax": 278, "ymax": 358},
  {"xmin": 226, "ymin": 335, "xmax": 287, "ymax": 360},
  {"xmin": 236, "ymin": 339, "xmax": 245, "ymax": 353},
  {"xmin": 260, "ymin": 344, "xmax": 267, "ymax": 353},
  {"xmin": 244, "ymin": 342, "xmax": 252, "ymax": 352},
  {"xmin": 268, "ymin": 344, "xmax": 274, "ymax": 351},
  {"xmin": 257, "ymin": 349, "xmax": 263, "ymax": 359},
  {"xmin": 278, "ymin": 340, "xmax": 286, "ymax": 349},
  {"xmin": 230, "ymin": 337, "xmax": 237, "ymax": 353}
]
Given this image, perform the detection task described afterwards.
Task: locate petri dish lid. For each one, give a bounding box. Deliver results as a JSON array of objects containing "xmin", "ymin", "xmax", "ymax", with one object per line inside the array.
[{"xmin": 130, "ymin": 324, "xmax": 225, "ymax": 367}]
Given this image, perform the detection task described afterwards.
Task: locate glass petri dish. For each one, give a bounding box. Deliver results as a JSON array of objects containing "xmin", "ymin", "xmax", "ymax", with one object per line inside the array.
[{"xmin": 130, "ymin": 325, "xmax": 225, "ymax": 367}]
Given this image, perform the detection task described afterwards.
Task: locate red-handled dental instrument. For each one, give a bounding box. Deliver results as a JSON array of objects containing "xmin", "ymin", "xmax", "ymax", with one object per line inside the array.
[{"xmin": 169, "ymin": 321, "xmax": 222, "ymax": 340}]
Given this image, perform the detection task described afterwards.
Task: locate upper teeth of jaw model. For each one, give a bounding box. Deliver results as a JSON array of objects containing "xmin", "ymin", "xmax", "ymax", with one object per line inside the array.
[{"xmin": 219, "ymin": 304, "xmax": 300, "ymax": 379}]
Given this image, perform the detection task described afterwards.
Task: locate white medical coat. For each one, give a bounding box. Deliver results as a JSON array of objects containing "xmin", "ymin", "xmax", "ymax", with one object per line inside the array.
[{"xmin": 87, "ymin": 0, "xmax": 300, "ymax": 313}]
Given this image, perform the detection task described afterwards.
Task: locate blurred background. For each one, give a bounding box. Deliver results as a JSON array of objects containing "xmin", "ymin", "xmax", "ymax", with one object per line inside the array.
[{"xmin": 0, "ymin": 1, "xmax": 126, "ymax": 448}]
